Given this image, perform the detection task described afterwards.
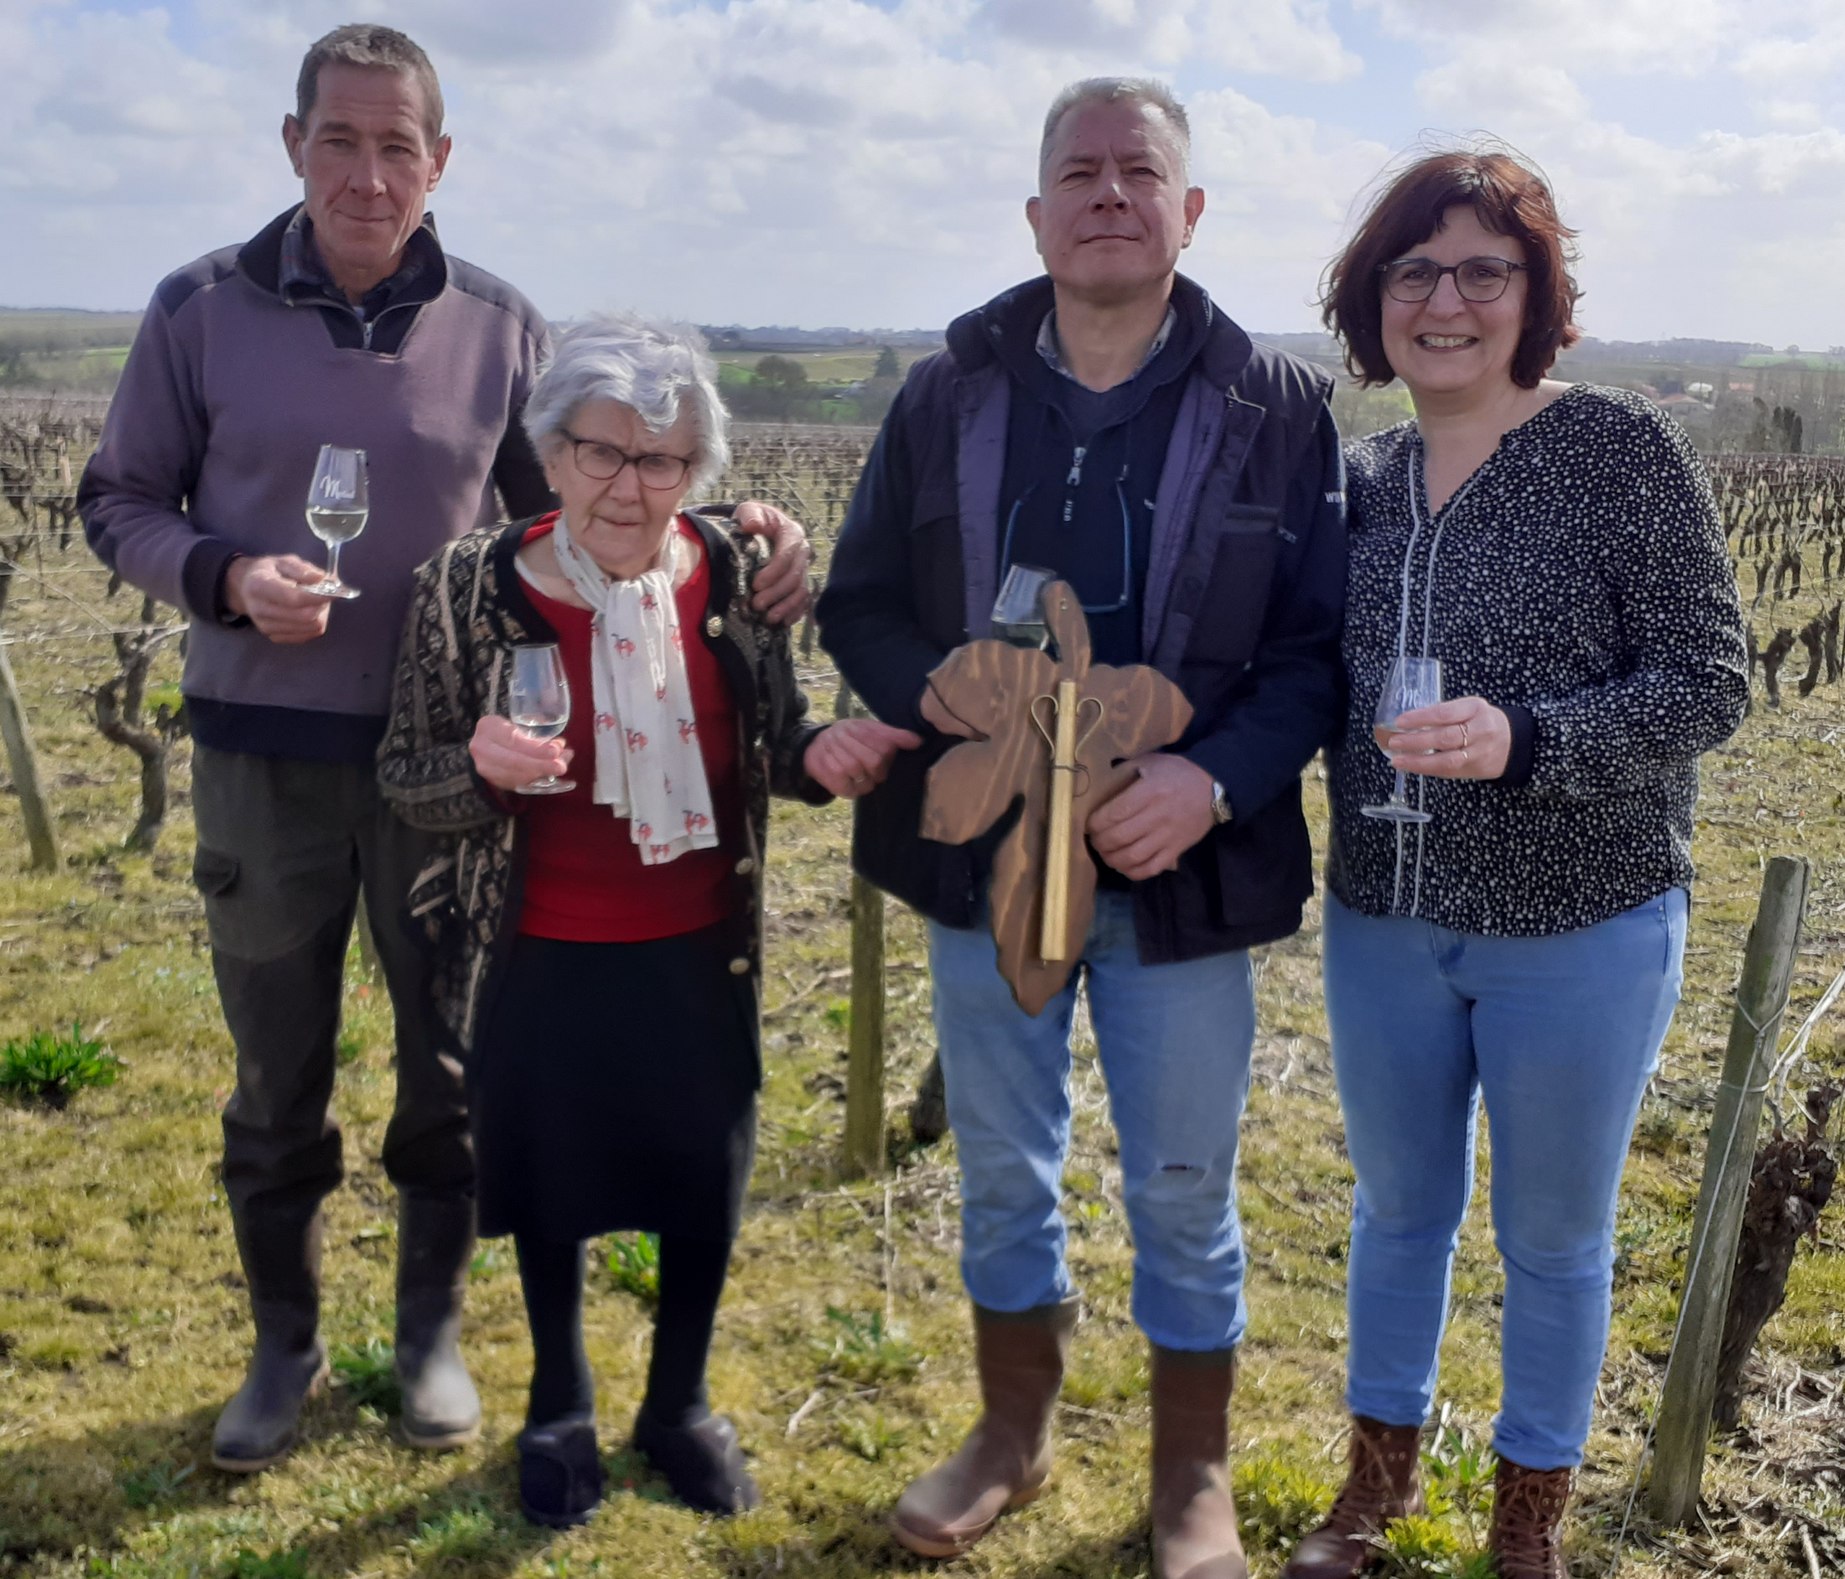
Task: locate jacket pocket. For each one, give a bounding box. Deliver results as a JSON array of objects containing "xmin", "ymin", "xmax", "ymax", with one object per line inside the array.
[
  {"xmin": 192, "ymin": 846, "xmax": 239, "ymax": 897},
  {"xmin": 909, "ymin": 480, "xmax": 970, "ymax": 644},
  {"xmin": 1184, "ymin": 506, "xmax": 1281, "ymax": 669}
]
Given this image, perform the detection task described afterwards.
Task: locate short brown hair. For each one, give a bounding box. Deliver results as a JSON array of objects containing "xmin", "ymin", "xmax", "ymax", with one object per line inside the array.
[
  {"xmin": 1322, "ymin": 148, "xmax": 1581, "ymax": 390},
  {"xmin": 295, "ymin": 24, "xmax": 444, "ymax": 145}
]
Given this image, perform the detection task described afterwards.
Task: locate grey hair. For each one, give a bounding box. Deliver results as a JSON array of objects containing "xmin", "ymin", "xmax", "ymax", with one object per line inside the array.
[
  {"xmin": 1039, "ymin": 77, "xmax": 1191, "ymax": 185},
  {"xmin": 524, "ymin": 312, "xmax": 731, "ymax": 498},
  {"xmin": 296, "ymin": 24, "xmax": 445, "ymax": 144}
]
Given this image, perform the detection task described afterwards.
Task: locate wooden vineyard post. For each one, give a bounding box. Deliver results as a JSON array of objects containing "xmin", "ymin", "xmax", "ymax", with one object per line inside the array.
[
  {"xmin": 1649, "ymin": 855, "xmax": 1810, "ymax": 1526},
  {"xmin": 843, "ymin": 872, "xmax": 887, "ymax": 1178},
  {"xmin": 0, "ymin": 641, "xmax": 60, "ymax": 872},
  {"xmin": 834, "ymin": 681, "xmax": 888, "ymax": 1178}
]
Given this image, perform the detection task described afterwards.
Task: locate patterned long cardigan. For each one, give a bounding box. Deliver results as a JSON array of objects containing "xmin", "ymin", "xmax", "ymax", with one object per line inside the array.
[{"xmin": 377, "ymin": 510, "xmax": 830, "ymax": 1061}]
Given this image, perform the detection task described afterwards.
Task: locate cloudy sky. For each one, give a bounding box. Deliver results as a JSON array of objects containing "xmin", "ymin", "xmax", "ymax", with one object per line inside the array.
[{"xmin": 3, "ymin": 0, "xmax": 1844, "ymax": 346}]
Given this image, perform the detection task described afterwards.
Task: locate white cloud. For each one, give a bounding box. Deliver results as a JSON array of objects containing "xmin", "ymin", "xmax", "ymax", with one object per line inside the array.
[{"xmin": 0, "ymin": 0, "xmax": 1841, "ymax": 346}]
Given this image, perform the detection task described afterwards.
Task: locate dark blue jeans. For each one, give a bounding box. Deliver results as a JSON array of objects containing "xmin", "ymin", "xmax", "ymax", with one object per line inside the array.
[{"xmin": 1323, "ymin": 888, "xmax": 1687, "ymax": 1468}]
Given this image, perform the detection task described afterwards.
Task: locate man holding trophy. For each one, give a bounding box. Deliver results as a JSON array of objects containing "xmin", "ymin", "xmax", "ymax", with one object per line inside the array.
[{"xmin": 818, "ymin": 77, "xmax": 1346, "ymax": 1579}]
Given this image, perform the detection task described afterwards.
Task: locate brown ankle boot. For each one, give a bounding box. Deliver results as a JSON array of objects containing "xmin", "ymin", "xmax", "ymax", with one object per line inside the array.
[
  {"xmin": 1281, "ymin": 1416, "xmax": 1425, "ymax": 1577},
  {"xmin": 1150, "ymin": 1345, "xmax": 1246, "ymax": 1579},
  {"xmin": 890, "ymin": 1299, "xmax": 1078, "ymax": 1558},
  {"xmin": 1489, "ymin": 1458, "xmax": 1572, "ymax": 1578}
]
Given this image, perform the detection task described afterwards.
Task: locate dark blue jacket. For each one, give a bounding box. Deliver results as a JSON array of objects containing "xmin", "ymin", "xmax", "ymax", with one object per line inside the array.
[{"xmin": 817, "ymin": 274, "xmax": 1346, "ymax": 962}]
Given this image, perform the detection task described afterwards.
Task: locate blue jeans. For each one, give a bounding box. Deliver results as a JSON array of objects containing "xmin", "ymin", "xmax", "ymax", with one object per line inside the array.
[
  {"xmin": 928, "ymin": 890, "xmax": 1256, "ymax": 1351},
  {"xmin": 1323, "ymin": 888, "xmax": 1687, "ymax": 1469}
]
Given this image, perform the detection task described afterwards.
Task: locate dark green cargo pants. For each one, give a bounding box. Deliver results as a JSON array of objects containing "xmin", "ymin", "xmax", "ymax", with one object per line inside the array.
[{"xmin": 190, "ymin": 745, "xmax": 472, "ymax": 1216}]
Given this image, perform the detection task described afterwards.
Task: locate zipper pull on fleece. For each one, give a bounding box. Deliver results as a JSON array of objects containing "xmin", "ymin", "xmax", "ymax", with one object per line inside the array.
[{"xmin": 1067, "ymin": 444, "xmax": 1086, "ymax": 487}]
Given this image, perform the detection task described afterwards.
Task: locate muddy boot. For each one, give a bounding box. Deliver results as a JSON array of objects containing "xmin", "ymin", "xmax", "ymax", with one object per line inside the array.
[
  {"xmin": 1150, "ymin": 1345, "xmax": 1246, "ymax": 1579},
  {"xmin": 1282, "ymin": 1416, "xmax": 1425, "ymax": 1577},
  {"xmin": 212, "ymin": 1199, "xmax": 330, "ymax": 1473},
  {"xmin": 1489, "ymin": 1458, "xmax": 1572, "ymax": 1579},
  {"xmin": 394, "ymin": 1190, "xmax": 481, "ymax": 1449},
  {"xmin": 891, "ymin": 1298, "xmax": 1079, "ymax": 1558}
]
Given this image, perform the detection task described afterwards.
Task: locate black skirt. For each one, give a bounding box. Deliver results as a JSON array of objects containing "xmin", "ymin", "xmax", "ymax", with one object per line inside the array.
[{"xmin": 470, "ymin": 924, "xmax": 759, "ymax": 1242}]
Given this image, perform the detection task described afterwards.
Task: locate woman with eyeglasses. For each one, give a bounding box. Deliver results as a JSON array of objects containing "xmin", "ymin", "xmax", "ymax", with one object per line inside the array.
[
  {"xmin": 1281, "ymin": 151, "xmax": 1746, "ymax": 1579},
  {"xmin": 377, "ymin": 312, "xmax": 918, "ymax": 1529}
]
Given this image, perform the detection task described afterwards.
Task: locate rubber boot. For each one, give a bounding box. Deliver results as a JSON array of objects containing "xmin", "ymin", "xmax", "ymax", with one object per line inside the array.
[
  {"xmin": 1489, "ymin": 1458, "xmax": 1572, "ymax": 1579},
  {"xmin": 211, "ymin": 1198, "xmax": 330, "ymax": 1473},
  {"xmin": 891, "ymin": 1298, "xmax": 1079, "ymax": 1558},
  {"xmin": 1150, "ymin": 1344, "xmax": 1247, "ymax": 1579},
  {"xmin": 1282, "ymin": 1416, "xmax": 1425, "ymax": 1577},
  {"xmin": 394, "ymin": 1190, "xmax": 481, "ymax": 1449}
]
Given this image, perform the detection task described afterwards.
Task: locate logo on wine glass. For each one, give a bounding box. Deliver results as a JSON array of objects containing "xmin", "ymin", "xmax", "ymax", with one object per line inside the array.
[{"xmin": 303, "ymin": 445, "xmax": 368, "ymax": 600}]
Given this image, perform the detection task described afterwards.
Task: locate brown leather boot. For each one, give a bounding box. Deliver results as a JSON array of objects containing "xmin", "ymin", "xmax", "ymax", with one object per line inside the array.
[
  {"xmin": 1281, "ymin": 1416, "xmax": 1425, "ymax": 1577},
  {"xmin": 1489, "ymin": 1458, "xmax": 1572, "ymax": 1579},
  {"xmin": 1150, "ymin": 1345, "xmax": 1246, "ymax": 1579},
  {"xmin": 890, "ymin": 1299, "xmax": 1078, "ymax": 1558}
]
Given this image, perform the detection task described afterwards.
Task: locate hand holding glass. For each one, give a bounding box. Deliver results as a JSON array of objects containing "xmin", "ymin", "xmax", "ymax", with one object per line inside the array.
[
  {"xmin": 1361, "ymin": 655, "xmax": 1444, "ymax": 824},
  {"xmin": 507, "ymin": 645, "xmax": 577, "ymax": 795},
  {"xmin": 304, "ymin": 444, "xmax": 367, "ymax": 599}
]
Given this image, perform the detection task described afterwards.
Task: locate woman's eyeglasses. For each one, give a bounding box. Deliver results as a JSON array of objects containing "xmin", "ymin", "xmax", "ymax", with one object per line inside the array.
[
  {"xmin": 558, "ymin": 429, "xmax": 692, "ymax": 490},
  {"xmin": 1377, "ymin": 256, "xmax": 1527, "ymax": 304}
]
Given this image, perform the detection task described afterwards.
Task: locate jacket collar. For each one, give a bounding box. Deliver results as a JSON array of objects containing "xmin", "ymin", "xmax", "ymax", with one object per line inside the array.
[
  {"xmin": 945, "ymin": 272, "xmax": 1253, "ymax": 392},
  {"xmin": 237, "ymin": 203, "xmax": 449, "ymax": 311}
]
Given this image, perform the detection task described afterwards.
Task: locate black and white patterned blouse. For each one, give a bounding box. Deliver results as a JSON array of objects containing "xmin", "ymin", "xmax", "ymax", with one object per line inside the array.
[{"xmin": 1326, "ymin": 383, "xmax": 1748, "ymax": 936}]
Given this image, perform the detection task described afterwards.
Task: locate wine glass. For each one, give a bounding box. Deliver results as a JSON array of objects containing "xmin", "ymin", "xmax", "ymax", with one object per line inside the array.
[
  {"xmin": 1360, "ymin": 655, "xmax": 1444, "ymax": 824},
  {"xmin": 991, "ymin": 563, "xmax": 1056, "ymax": 650},
  {"xmin": 303, "ymin": 444, "xmax": 367, "ymax": 599},
  {"xmin": 507, "ymin": 644, "xmax": 577, "ymax": 795}
]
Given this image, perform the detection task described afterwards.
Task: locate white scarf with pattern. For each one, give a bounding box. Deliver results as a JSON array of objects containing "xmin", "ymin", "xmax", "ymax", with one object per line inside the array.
[{"xmin": 549, "ymin": 514, "xmax": 719, "ymax": 865}]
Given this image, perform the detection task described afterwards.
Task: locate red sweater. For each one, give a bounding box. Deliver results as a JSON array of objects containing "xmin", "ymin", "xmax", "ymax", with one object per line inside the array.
[{"xmin": 516, "ymin": 515, "xmax": 741, "ymax": 942}]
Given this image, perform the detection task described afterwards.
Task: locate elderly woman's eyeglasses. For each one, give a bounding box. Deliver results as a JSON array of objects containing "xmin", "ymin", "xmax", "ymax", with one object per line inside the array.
[
  {"xmin": 559, "ymin": 429, "xmax": 693, "ymax": 490},
  {"xmin": 1377, "ymin": 256, "xmax": 1527, "ymax": 304}
]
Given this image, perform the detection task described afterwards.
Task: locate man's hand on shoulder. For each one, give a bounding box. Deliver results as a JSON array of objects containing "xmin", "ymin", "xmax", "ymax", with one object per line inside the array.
[
  {"xmin": 224, "ymin": 555, "xmax": 333, "ymax": 644},
  {"xmin": 1087, "ymin": 753, "xmax": 1215, "ymax": 882},
  {"xmin": 732, "ymin": 500, "xmax": 813, "ymax": 627}
]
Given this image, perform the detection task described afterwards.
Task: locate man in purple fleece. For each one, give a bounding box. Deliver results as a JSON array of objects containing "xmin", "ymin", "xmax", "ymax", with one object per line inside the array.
[{"xmin": 79, "ymin": 23, "xmax": 810, "ymax": 1474}]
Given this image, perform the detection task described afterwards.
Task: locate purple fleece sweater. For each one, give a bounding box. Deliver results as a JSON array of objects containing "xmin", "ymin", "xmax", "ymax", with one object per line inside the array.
[{"xmin": 80, "ymin": 207, "xmax": 551, "ymax": 762}]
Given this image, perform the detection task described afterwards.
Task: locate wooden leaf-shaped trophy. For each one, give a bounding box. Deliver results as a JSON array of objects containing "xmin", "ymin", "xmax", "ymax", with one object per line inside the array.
[{"xmin": 920, "ymin": 581, "xmax": 1193, "ymax": 1015}]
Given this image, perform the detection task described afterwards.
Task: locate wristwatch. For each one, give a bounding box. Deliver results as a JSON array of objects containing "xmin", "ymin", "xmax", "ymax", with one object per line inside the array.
[{"xmin": 1210, "ymin": 779, "xmax": 1233, "ymax": 826}]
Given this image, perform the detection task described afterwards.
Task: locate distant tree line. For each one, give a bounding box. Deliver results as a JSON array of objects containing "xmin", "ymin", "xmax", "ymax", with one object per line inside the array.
[{"xmin": 724, "ymin": 346, "xmax": 905, "ymax": 425}]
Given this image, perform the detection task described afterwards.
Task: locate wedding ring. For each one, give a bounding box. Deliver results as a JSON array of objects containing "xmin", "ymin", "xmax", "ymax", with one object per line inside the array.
[{"xmin": 1459, "ymin": 722, "xmax": 1471, "ymax": 749}]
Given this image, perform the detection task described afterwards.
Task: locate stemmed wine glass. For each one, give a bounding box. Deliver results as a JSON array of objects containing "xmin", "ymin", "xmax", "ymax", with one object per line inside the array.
[
  {"xmin": 507, "ymin": 645, "xmax": 577, "ymax": 795},
  {"xmin": 303, "ymin": 444, "xmax": 367, "ymax": 599},
  {"xmin": 1361, "ymin": 655, "xmax": 1444, "ymax": 824},
  {"xmin": 991, "ymin": 563, "xmax": 1057, "ymax": 650}
]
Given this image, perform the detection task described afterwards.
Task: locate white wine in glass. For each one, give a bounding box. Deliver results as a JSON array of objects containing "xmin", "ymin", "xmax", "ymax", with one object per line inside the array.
[
  {"xmin": 304, "ymin": 444, "xmax": 367, "ymax": 599},
  {"xmin": 1360, "ymin": 654, "xmax": 1444, "ymax": 824},
  {"xmin": 508, "ymin": 644, "xmax": 576, "ymax": 795}
]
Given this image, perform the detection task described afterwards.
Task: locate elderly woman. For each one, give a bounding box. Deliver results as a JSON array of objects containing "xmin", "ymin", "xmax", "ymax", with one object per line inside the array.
[
  {"xmin": 378, "ymin": 313, "xmax": 917, "ymax": 1528},
  {"xmin": 1280, "ymin": 152, "xmax": 1747, "ymax": 1579}
]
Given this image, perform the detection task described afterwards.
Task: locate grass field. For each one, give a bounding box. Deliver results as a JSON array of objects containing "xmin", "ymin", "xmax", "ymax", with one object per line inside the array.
[
  {"xmin": 712, "ymin": 351, "xmax": 935, "ymax": 384},
  {"xmin": 0, "ymin": 460, "xmax": 1840, "ymax": 1578}
]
